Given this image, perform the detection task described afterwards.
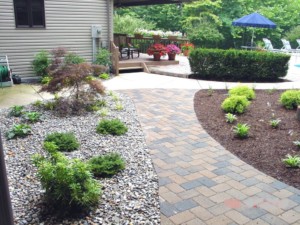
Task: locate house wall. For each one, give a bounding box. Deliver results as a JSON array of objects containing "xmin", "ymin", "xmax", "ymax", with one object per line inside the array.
[{"xmin": 0, "ymin": 0, "xmax": 113, "ymax": 78}]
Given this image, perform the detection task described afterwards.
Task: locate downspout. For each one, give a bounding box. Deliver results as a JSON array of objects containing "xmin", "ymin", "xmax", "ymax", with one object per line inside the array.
[{"xmin": 106, "ymin": 0, "xmax": 112, "ymax": 49}]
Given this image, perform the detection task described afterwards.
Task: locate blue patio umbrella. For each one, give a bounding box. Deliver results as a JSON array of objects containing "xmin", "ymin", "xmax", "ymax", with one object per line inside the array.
[{"xmin": 232, "ymin": 12, "xmax": 276, "ymax": 46}]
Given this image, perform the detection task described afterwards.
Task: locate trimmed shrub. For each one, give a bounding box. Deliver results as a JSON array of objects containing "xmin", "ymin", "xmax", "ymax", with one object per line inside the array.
[
  {"xmin": 32, "ymin": 50, "xmax": 50, "ymax": 77},
  {"xmin": 229, "ymin": 85, "xmax": 255, "ymax": 100},
  {"xmin": 88, "ymin": 153, "xmax": 125, "ymax": 177},
  {"xmin": 189, "ymin": 49, "xmax": 290, "ymax": 81},
  {"xmin": 96, "ymin": 119, "xmax": 128, "ymax": 135},
  {"xmin": 279, "ymin": 90, "xmax": 300, "ymax": 109},
  {"xmin": 94, "ymin": 48, "xmax": 111, "ymax": 67},
  {"xmin": 221, "ymin": 96, "xmax": 250, "ymax": 114},
  {"xmin": 32, "ymin": 151, "xmax": 101, "ymax": 211},
  {"xmin": 44, "ymin": 132, "xmax": 80, "ymax": 152}
]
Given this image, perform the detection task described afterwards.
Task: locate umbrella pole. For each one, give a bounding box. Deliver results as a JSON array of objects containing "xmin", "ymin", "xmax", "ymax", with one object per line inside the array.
[{"xmin": 251, "ymin": 29, "xmax": 254, "ymax": 47}]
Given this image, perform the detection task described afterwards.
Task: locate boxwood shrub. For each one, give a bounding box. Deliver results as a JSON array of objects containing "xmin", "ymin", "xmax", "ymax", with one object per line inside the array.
[
  {"xmin": 280, "ymin": 90, "xmax": 300, "ymax": 109},
  {"xmin": 96, "ymin": 119, "xmax": 128, "ymax": 135},
  {"xmin": 229, "ymin": 85, "xmax": 255, "ymax": 100},
  {"xmin": 44, "ymin": 132, "xmax": 80, "ymax": 152},
  {"xmin": 32, "ymin": 151, "xmax": 101, "ymax": 211},
  {"xmin": 88, "ymin": 153, "xmax": 125, "ymax": 177},
  {"xmin": 189, "ymin": 49, "xmax": 290, "ymax": 81},
  {"xmin": 221, "ymin": 96, "xmax": 250, "ymax": 114}
]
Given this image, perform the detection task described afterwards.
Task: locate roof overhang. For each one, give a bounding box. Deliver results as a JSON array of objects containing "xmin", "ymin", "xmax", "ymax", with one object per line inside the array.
[{"xmin": 114, "ymin": 0, "xmax": 192, "ymax": 7}]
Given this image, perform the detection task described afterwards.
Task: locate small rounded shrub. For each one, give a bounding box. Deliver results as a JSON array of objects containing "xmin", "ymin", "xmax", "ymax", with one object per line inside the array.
[
  {"xmin": 229, "ymin": 85, "xmax": 255, "ymax": 100},
  {"xmin": 32, "ymin": 50, "xmax": 50, "ymax": 77},
  {"xmin": 221, "ymin": 96, "xmax": 250, "ymax": 114},
  {"xmin": 88, "ymin": 153, "xmax": 125, "ymax": 177},
  {"xmin": 96, "ymin": 119, "xmax": 128, "ymax": 135},
  {"xmin": 43, "ymin": 141, "xmax": 59, "ymax": 154},
  {"xmin": 32, "ymin": 152, "xmax": 101, "ymax": 211},
  {"xmin": 44, "ymin": 132, "xmax": 80, "ymax": 152},
  {"xmin": 279, "ymin": 90, "xmax": 300, "ymax": 109},
  {"xmin": 99, "ymin": 73, "xmax": 110, "ymax": 80}
]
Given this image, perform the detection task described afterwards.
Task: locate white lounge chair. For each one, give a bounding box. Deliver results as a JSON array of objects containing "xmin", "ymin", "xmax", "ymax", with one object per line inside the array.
[
  {"xmin": 281, "ymin": 39, "xmax": 300, "ymax": 53},
  {"xmin": 297, "ymin": 39, "xmax": 300, "ymax": 49},
  {"xmin": 262, "ymin": 38, "xmax": 282, "ymax": 52}
]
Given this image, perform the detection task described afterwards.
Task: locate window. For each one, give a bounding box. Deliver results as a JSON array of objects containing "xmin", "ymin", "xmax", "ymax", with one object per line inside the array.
[{"xmin": 14, "ymin": 0, "xmax": 45, "ymax": 28}]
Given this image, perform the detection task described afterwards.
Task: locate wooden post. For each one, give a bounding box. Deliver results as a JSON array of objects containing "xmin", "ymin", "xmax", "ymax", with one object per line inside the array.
[
  {"xmin": 297, "ymin": 106, "xmax": 300, "ymax": 121},
  {"xmin": 0, "ymin": 131, "xmax": 14, "ymax": 225}
]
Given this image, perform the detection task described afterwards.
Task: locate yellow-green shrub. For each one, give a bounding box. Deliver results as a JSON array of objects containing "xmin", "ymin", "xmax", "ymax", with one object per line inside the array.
[
  {"xmin": 280, "ymin": 90, "xmax": 300, "ymax": 109},
  {"xmin": 221, "ymin": 96, "xmax": 250, "ymax": 114},
  {"xmin": 229, "ymin": 85, "xmax": 255, "ymax": 100}
]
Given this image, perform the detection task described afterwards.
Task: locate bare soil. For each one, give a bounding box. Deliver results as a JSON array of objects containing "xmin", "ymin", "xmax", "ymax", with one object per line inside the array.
[{"xmin": 194, "ymin": 89, "xmax": 300, "ymax": 189}]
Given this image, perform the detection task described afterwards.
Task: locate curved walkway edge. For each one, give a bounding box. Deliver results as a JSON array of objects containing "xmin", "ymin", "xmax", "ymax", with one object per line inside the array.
[{"xmin": 122, "ymin": 89, "xmax": 300, "ymax": 225}]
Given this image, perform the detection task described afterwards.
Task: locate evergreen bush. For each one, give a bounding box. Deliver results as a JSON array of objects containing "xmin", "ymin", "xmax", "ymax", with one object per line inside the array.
[
  {"xmin": 88, "ymin": 153, "xmax": 125, "ymax": 177},
  {"xmin": 32, "ymin": 50, "xmax": 50, "ymax": 77},
  {"xmin": 279, "ymin": 90, "xmax": 300, "ymax": 109},
  {"xmin": 221, "ymin": 96, "xmax": 250, "ymax": 114},
  {"xmin": 44, "ymin": 132, "xmax": 80, "ymax": 152},
  {"xmin": 96, "ymin": 119, "xmax": 128, "ymax": 135},
  {"xmin": 229, "ymin": 85, "xmax": 256, "ymax": 100},
  {"xmin": 189, "ymin": 49, "xmax": 290, "ymax": 81},
  {"xmin": 32, "ymin": 152, "xmax": 101, "ymax": 211}
]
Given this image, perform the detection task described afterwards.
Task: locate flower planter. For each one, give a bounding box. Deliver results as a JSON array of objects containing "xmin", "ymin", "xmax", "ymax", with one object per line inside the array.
[
  {"xmin": 152, "ymin": 35, "xmax": 161, "ymax": 40},
  {"xmin": 168, "ymin": 35, "xmax": 178, "ymax": 41},
  {"xmin": 168, "ymin": 53, "xmax": 176, "ymax": 61},
  {"xmin": 183, "ymin": 50, "xmax": 190, "ymax": 56},
  {"xmin": 134, "ymin": 33, "xmax": 143, "ymax": 39},
  {"xmin": 153, "ymin": 53, "xmax": 161, "ymax": 61}
]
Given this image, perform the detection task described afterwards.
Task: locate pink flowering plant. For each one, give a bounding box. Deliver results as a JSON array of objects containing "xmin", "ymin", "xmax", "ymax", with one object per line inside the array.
[{"xmin": 166, "ymin": 44, "xmax": 181, "ymax": 54}]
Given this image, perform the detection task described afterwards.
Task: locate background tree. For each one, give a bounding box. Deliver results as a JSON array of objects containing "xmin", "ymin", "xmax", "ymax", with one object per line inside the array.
[
  {"xmin": 182, "ymin": 0, "xmax": 224, "ymax": 47},
  {"xmin": 115, "ymin": 0, "xmax": 300, "ymax": 49},
  {"xmin": 115, "ymin": 4, "xmax": 183, "ymax": 32},
  {"xmin": 113, "ymin": 14, "xmax": 155, "ymax": 34}
]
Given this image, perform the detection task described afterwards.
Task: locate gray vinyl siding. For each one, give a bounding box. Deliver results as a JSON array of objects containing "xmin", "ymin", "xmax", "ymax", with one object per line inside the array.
[{"xmin": 0, "ymin": 0, "xmax": 112, "ymax": 78}]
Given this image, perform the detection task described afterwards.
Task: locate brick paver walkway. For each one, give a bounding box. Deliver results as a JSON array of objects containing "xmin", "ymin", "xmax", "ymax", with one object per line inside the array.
[{"xmin": 123, "ymin": 89, "xmax": 300, "ymax": 225}]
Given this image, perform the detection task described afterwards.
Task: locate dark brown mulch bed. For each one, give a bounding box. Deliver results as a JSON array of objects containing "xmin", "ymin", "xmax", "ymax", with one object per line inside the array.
[{"xmin": 194, "ymin": 89, "xmax": 300, "ymax": 189}]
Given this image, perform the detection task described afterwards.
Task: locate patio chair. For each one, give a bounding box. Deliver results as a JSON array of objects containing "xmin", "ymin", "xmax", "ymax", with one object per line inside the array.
[
  {"xmin": 119, "ymin": 45, "xmax": 140, "ymax": 59},
  {"xmin": 262, "ymin": 38, "xmax": 282, "ymax": 52},
  {"xmin": 281, "ymin": 39, "xmax": 300, "ymax": 53},
  {"xmin": 296, "ymin": 39, "xmax": 300, "ymax": 49}
]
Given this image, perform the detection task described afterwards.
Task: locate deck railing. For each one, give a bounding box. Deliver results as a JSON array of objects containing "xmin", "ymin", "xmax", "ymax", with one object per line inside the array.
[
  {"xmin": 114, "ymin": 34, "xmax": 189, "ymax": 53},
  {"xmin": 110, "ymin": 41, "xmax": 120, "ymax": 76}
]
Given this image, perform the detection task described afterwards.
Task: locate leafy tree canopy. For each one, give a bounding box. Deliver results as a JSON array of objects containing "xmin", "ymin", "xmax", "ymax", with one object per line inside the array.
[{"xmin": 115, "ymin": 0, "xmax": 300, "ymax": 48}]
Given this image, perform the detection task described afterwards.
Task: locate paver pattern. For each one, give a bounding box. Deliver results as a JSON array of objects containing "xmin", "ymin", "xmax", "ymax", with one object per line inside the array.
[{"xmin": 122, "ymin": 89, "xmax": 300, "ymax": 225}]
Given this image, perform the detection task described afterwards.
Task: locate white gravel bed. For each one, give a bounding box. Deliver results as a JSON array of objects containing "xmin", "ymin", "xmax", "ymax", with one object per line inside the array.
[{"xmin": 0, "ymin": 93, "xmax": 160, "ymax": 225}]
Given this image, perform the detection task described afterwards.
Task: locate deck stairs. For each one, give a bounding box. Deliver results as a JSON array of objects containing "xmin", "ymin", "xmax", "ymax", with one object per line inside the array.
[{"xmin": 118, "ymin": 60, "xmax": 179, "ymax": 74}]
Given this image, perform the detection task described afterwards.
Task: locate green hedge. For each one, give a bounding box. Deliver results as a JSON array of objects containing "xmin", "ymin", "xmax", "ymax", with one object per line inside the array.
[{"xmin": 189, "ymin": 49, "xmax": 290, "ymax": 81}]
